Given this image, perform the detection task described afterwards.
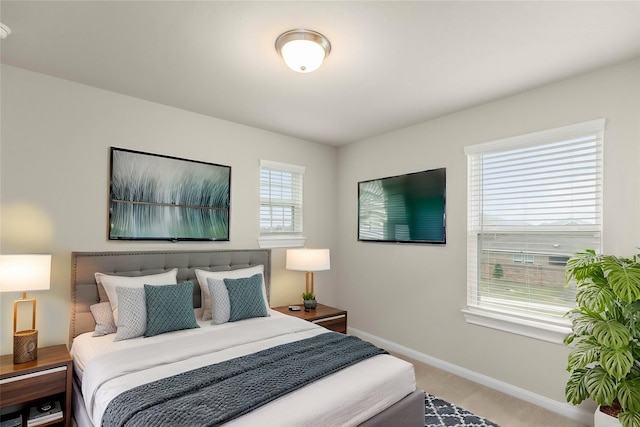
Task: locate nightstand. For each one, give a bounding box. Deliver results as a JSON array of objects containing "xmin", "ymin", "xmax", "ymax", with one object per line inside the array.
[
  {"xmin": 272, "ymin": 303, "xmax": 348, "ymax": 334},
  {"xmin": 0, "ymin": 345, "xmax": 72, "ymax": 427}
]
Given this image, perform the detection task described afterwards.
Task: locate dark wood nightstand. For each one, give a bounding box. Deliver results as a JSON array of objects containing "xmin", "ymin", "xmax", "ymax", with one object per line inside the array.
[
  {"xmin": 272, "ymin": 303, "xmax": 348, "ymax": 334},
  {"xmin": 0, "ymin": 345, "xmax": 72, "ymax": 427}
]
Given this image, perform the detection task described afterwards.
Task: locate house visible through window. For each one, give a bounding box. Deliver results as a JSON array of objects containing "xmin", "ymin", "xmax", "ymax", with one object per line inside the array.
[
  {"xmin": 463, "ymin": 119, "xmax": 604, "ymax": 342},
  {"xmin": 258, "ymin": 160, "xmax": 305, "ymax": 248}
]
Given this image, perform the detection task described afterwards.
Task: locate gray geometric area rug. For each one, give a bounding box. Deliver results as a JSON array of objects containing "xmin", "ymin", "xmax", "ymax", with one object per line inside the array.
[{"xmin": 425, "ymin": 393, "xmax": 500, "ymax": 427}]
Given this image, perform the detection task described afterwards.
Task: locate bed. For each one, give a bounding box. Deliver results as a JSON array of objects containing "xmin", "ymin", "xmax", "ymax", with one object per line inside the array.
[{"xmin": 68, "ymin": 249, "xmax": 424, "ymax": 426}]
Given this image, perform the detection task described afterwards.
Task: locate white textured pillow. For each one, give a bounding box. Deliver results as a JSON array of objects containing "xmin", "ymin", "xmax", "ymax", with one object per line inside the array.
[
  {"xmin": 114, "ymin": 286, "xmax": 146, "ymax": 341},
  {"xmin": 95, "ymin": 269, "xmax": 178, "ymax": 325},
  {"xmin": 195, "ymin": 265, "xmax": 268, "ymax": 321},
  {"xmin": 206, "ymin": 278, "xmax": 231, "ymax": 324},
  {"xmin": 90, "ymin": 302, "xmax": 116, "ymax": 337}
]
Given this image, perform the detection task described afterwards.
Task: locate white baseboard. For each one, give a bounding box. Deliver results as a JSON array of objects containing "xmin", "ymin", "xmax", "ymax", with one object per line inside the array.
[{"xmin": 348, "ymin": 327, "xmax": 594, "ymax": 427}]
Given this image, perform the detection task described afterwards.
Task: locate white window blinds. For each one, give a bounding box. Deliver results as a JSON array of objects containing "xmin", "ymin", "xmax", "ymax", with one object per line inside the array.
[
  {"xmin": 465, "ymin": 119, "xmax": 604, "ymax": 325},
  {"xmin": 260, "ymin": 160, "xmax": 304, "ymax": 235}
]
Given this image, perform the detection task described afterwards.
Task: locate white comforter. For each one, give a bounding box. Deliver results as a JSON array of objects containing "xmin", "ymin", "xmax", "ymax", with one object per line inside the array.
[{"xmin": 72, "ymin": 311, "xmax": 416, "ymax": 427}]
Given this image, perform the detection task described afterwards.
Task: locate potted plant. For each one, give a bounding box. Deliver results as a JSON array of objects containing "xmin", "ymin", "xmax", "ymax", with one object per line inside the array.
[
  {"xmin": 302, "ymin": 291, "xmax": 317, "ymax": 309},
  {"xmin": 564, "ymin": 250, "xmax": 640, "ymax": 427}
]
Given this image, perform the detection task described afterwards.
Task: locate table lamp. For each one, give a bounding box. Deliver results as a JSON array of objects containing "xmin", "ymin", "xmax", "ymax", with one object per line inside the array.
[
  {"xmin": 286, "ymin": 249, "xmax": 330, "ymax": 296},
  {"xmin": 0, "ymin": 254, "xmax": 51, "ymax": 364}
]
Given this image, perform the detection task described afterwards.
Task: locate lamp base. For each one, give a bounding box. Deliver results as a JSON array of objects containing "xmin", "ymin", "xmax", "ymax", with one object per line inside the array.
[{"xmin": 14, "ymin": 329, "xmax": 38, "ymax": 364}]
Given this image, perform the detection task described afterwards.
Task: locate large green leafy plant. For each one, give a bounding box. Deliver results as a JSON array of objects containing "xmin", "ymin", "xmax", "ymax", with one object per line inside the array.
[{"xmin": 564, "ymin": 250, "xmax": 640, "ymax": 427}]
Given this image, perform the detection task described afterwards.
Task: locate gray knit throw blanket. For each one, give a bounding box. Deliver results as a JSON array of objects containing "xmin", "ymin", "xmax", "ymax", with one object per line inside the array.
[{"xmin": 102, "ymin": 332, "xmax": 388, "ymax": 427}]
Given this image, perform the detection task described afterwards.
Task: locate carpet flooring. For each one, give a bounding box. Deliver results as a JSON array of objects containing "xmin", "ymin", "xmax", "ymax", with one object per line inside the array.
[{"xmin": 425, "ymin": 393, "xmax": 500, "ymax": 427}]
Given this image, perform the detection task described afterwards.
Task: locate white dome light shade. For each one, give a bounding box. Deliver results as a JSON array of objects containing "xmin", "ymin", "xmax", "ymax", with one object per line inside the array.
[
  {"xmin": 281, "ymin": 39, "xmax": 326, "ymax": 73},
  {"xmin": 276, "ymin": 29, "xmax": 331, "ymax": 73}
]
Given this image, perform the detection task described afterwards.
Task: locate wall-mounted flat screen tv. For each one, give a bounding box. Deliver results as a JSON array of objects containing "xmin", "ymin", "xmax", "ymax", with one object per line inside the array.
[{"xmin": 358, "ymin": 167, "xmax": 446, "ymax": 244}]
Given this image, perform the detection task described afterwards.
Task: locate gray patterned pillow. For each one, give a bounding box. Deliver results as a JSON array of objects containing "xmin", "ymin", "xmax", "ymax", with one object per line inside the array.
[
  {"xmin": 224, "ymin": 274, "xmax": 268, "ymax": 322},
  {"xmin": 144, "ymin": 282, "xmax": 200, "ymax": 337},
  {"xmin": 114, "ymin": 287, "xmax": 147, "ymax": 341},
  {"xmin": 90, "ymin": 302, "xmax": 116, "ymax": 337},
  {"xmin": 206, "ymin": 278, "xmax": 231, "ymax": 325}
]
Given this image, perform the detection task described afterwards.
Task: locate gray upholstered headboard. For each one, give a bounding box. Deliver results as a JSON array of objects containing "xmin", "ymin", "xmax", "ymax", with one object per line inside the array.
[{"xmin": 69, "ymin": 249, "xmax": 271, "ymax": 345}]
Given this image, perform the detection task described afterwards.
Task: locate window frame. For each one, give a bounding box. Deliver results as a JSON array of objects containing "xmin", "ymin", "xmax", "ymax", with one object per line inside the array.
[
  {"xmin": 463, "ymin": 119, "xmax": 604, "ymax": 343},
  {"xmin": 257, "ymin": 159, "xmax": 306, "ymax": 249}
]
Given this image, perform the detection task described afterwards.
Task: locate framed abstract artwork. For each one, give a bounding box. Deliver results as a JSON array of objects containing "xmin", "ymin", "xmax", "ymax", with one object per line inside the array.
[{"xmin": 108, "ymin": 147, "xmax": 231, "ymax": 241}]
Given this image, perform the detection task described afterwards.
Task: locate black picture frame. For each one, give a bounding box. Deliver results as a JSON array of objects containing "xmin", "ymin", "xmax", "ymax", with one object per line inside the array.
[{"xmin": 108, "ymin": 147, "xmax": 231, "ymax": 241}]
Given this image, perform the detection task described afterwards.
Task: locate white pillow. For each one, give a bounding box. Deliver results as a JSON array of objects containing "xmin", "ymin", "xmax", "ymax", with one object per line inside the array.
[
  {"xmin": 206, "ymin": 278, "xmax": 231, "ymax": 324},
  {"xmin": 195, "ymin": 265, "xmax": 268, "ymax": 321},
  {"xmin": 90, "ymin": 302, "xmax": 116, "ymax": 337},
  {"xmin": 114, "ymin": 286, "xmax": 146, "ymax": 341},
  {"xmin": 95, "ymin": 269, "xmax": 178, "ymax": 325}
]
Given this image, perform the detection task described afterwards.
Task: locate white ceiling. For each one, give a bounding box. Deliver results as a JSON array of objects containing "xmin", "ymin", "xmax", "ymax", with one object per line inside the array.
[{"xmin": 1, "ymin": 1, "xmax": 639, "ymax": 146}]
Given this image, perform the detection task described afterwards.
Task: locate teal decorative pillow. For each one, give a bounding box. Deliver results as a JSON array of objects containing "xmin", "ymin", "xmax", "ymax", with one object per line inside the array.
[
  {"xmin": 224, "ymin": 274, "xmax": 268, "ymax": 322},
  {"xmin": 144, "ymin": 282, "xmax": 200, "ymax": 337}
]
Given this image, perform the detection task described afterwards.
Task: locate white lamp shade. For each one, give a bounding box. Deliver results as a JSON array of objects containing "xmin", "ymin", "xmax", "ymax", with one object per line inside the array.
[
  {"xmin": 286, "ymin": 249, "xmax": 330, "ymax": 272},
  {"xmin": 0, "ymin": 255, "xmax": 51, "ymax": 292}
]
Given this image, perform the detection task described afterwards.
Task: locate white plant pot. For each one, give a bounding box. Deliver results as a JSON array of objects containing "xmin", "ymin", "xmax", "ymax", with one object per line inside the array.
[{"xmin": 594, "ymin": 407, "xmax": 621, "ymax": 427}]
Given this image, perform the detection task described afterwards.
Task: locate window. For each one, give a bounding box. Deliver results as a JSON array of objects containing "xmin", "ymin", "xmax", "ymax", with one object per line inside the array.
[
  {"xmin": 464, "ymin": 119, "xmax": 604, "ymax": 343},
  {"xmin": 548, "ymin": 256, "xmax": 570, "ymax": 266},
  {"xmin": 258, "ymin": 160, "xmax": 305, "ymax": 248},
  {"xmin": 513, "ymin": 253, "xmax": 534, "ymax": 264}
]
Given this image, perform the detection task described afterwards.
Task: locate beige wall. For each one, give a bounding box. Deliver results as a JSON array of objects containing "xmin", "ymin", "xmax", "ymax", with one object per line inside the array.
[
  {"xmin": 0, "ymin": 65, "xmax": 338, "ymax": 353},
  {"xmin": 336, "ymin": 59, "xmax": 640, "ymax": 407},
  {"xmin": 2, "ymin": 58, "xmax": 639, "ymax": 414}
]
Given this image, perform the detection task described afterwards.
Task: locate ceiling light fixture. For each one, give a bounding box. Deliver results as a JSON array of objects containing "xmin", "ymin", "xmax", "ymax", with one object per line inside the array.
[
  {"xmin": 275, "ymin": 29, "xmax": 331, "ymax": 73},
  {"xmin": 0, "ymin": 23, "xmax": 11, "ymax": 39}
]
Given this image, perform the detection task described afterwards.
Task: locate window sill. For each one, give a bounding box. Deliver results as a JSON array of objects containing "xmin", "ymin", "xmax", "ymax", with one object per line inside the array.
[
  {"xmin": 257, "ymin": 235, "xmax": 306, "ymax": 249},
  {"xmin": 462, "ymin": 307, "xmax": 571, "ymax": 344}
]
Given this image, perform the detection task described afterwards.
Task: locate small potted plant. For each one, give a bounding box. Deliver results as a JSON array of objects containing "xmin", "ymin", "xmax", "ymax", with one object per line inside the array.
[
  {"xmin": 564, "ymin": 250, "xmax": 640, "ymax": 427},
  {"xmin": 302, "ymin": 291, "xmax": 317, "ymax": 309}
]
